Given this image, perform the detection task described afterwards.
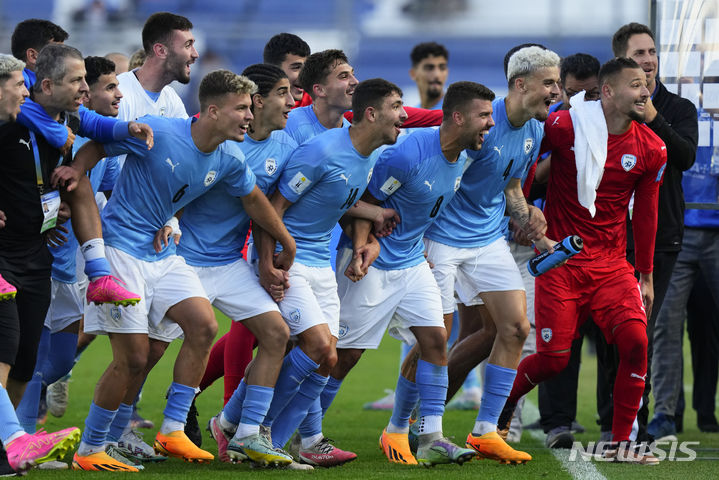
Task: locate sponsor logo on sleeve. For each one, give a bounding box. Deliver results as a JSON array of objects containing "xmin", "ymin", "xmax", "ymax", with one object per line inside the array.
[
  {"xmin": 379, "ymin": 176, "xmax": 401, "ymax": 195},
  {"xmin": 289, "ymin": 171, "xmax": 311, "ymax": 194},
  {"xmin": 454, "ymin": 176, "xmax": 462, "ymax": 191},
  {"xmin": 367, "ymin": 168, "xmax": 373, "ymax": 184},
  {"xmin": 656, "ymin": 163, "xmax": 666, "ymax": 182}
]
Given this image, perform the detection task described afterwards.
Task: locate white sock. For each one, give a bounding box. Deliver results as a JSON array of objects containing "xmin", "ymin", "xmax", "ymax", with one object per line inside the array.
[
  {"xmin": 417, "ymin": 415, "xmax": 442, "ymax": 435},
  {"xmin": 301, "ymin": 433, "xmax": 323, "ymax": 450},
  {"xmin": 219, "ymin": 411, "xmax": 237, "ymax": 432},
  {"xmin": 472, "ymin": 420, "xmax": 496, "ymax": 436},
  {"xmin": 386, "ymin": 421, "xmax": 409, "ymax": 434},
  {"xmin": 235, "ymin": 423, "xmax": 259, "ymax": 439},
  {"xmin": 6, "ymin": 430, "xmax": 25, "ymax": 444},
  {"xmin": 80, "ymin": 238, "xmax": 106, "ymax": 262},
  {"xmin": 159, "ymin": 418, "xmax": 184, "ymax": 435},
  {"xmin": 77, "ymin": 441, "xmax": 106, "ymax": 456}
]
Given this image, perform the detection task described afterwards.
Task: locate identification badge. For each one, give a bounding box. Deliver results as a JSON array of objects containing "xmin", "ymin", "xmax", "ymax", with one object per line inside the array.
[{"xmin": 40, "ymin": 190, "xmax": 61, "ymax": 233}]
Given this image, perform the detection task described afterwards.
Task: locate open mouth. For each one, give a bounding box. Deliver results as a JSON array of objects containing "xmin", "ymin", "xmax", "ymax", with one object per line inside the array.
[{"xmin": 283, "ymin": 110, "xmax": 291, "ymax": 119}]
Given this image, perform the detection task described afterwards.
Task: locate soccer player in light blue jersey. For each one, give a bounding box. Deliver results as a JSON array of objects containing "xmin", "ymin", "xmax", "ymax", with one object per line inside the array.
[
  {"xmin": 171, "ymin": 64, "xmax": 301, "ymax": 468},
  {"xmin": 252, "ymin": 78, "xmax": 407, "ymax": 467},
  {"xmin": 284, "ymin": 49, "xmax": 356, "ymax": 146},
  {"xmin": 54, "ymin": 70, "xmax": 295, "ymax": 471},
  {"xmin": 422, "ymin": 46, "xmax": 560, "ymax": 464},
  {"xmin": 325, "ymin": 82, "xmax": 494, "ymax": 467}
]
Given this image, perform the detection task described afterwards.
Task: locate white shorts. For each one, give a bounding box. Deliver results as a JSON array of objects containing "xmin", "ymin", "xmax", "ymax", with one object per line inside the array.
[
  {"xmin": 277, "ymin": 262, "xmax": 339, "ymax": 337},
  {"xmin": 425, "ymin": 237, "xmax": 525, "ymax": 312},
  {"xmin": 84, "ymin": 247, "xmax": 208, "ymax": 342},
  {"xmin": 510, "ymin": 242, "xmax": 537, "ymax": 327},
  {"xmin": 336, "ymin": 251, "xmax": 444, "ymax": 350},
  {"xmin": 192, "ymin": 258, "xmax": 279, "ymax": 321},
  {"xmin": 44, "ymin": 279, "xmax": 84, "ymax": 333}
]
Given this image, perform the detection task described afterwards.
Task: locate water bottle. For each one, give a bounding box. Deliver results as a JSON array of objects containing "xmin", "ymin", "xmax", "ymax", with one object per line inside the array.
[{"xmin": 527, "ymin": 235, "xmax": 583, "ymax": 277}]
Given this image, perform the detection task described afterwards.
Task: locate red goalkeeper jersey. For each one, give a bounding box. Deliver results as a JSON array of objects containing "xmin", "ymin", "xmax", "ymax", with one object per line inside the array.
[{"xmin": 541, "ymin": 110, "xmax": 667, "ymax": 274}]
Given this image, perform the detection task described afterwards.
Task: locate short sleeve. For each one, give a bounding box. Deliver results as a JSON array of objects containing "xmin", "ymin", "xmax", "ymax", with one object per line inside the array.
[{"xmin": 220, "ymin": 143, "xmax": 256, "ymax": 197}]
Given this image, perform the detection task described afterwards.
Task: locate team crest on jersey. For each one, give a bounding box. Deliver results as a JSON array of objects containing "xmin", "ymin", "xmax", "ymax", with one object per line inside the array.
[
  {"xmin": 541, "ymin": 328, "xmax": 552, "ymax": 343},
  {"xmin": 265, "ymin": 158, "xmax": 277, "ymax": 176},
  {"xmin": 159, "ymin": 106, "xmax": 166, "ymax": 116},
  {"xmin": 524, "ymin": 138, "xmax": 534, "ymax": 155},
  {"xmin": 338, "ymin": 322, "xmax": 349, "ymax": 338},
  {"xmin": 204, "ymin": 170, "xmax": 217, "ymax": 187},
  {"xmin": 454, "ymin": 176, "xmax": 462, "ymax": 191},
  {"xmin": 380, "ymin": 176, "xmax": 401, "ymax": 195},
  {"xmin": 367, "ymin": 168, "xmax": 373, "ymax": 184},
  {"xmin": 110, "ymin": 306, "xmax": 122, "ymax": 321},
  {"xmin": 289, "ymin": 309, "xmax": 301, "ymax": 324},
  {"xmin": 289, "ymin": 172, "xmax": 311, "ymax": 194},
  {"xmin": 621, "ymin": 154, "xmax": 637, "ymax": 172}
]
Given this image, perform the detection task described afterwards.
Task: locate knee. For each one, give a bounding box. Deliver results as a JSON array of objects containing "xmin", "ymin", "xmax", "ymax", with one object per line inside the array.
[
  {"xmin": 539, "ymin": 351, "xmax": 571, "ymax": 376},
  {"xmin": 118, "ymin": 350, "xmax": 149, "ymax": 378},
  {"xmin": 191, "ymin": 314, "xmax": 218, "ymax": 349},
  {"xmin": 256, "ymin": 318, "xmax": 290, "ymax": 352},
  {"xmin": 303, "ymin": 335, "xmax": 333, "ymax": 365},
  {"xmin": 497, "ymin": 316, "xmax": 530, "ymax": 344}
]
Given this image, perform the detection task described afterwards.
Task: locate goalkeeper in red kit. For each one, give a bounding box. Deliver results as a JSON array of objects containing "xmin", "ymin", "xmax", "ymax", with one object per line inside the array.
[{"xmin": 496, "ymin": 57, "xmax": 667, "ymax": 465}]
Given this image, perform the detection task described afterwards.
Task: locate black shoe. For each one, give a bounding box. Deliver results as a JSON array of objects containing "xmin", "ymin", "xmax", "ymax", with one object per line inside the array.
[
  {"xmin": 185, "ymin": 398, "xmax": 202, "ymax": 447},
  {"xmin": 675, "ymin": 413, "xmax": 684, "ymax": 434},
  {"xmin": 698, "ymin": 413, "xmax": 719, "ymax": 433},
  {"xmin": 545, "ymin": 426, "xmax": 574, "ymax": 449},
  {"xmin": 0, "ymin": 447, "xmax": 18, "ymax": 477}
]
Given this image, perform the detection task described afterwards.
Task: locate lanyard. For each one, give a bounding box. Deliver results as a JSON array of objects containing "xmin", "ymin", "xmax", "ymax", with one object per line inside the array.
[{"xmin": 29, "ymin": 130, "xmax": 64, "ymax": 194}]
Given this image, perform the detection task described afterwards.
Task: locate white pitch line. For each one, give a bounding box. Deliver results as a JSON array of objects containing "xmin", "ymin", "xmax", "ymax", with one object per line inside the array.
[{"xmin": 523, "ymin": 400, "xmax": 608, "ymax": 480}]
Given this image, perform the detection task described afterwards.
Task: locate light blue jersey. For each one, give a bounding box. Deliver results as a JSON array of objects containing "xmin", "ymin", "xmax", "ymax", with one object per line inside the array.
[
  {"xmin": 50, "ymin": 136, "xmax": 120, "ymax": 283},
  {"xmin": 284, "ymin": 105, "xmax": 351, "ymax": 146},
  {"xmin": 178, "ymin": 130, "xmax": 297, "ymax": 266},
  {"xmin": 278, "ymin": 127, "xmax": 379, "ymax": 267},
  {"xmin": 425, "ymin": 97, "xmax": 543, "ymax": 248},
  {"xmin": 102, "ymin": 116, "xmax": 256, "ymax": 261},
  {"xmin": 369, "ymin": 128, "xmax": 467, "ymax": 270}
]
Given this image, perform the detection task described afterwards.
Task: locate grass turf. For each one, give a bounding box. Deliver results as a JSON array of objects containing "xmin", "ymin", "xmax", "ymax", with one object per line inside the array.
[{"xmin": 33, "ymin": 311, "xmax": 719, "ymax": 479}]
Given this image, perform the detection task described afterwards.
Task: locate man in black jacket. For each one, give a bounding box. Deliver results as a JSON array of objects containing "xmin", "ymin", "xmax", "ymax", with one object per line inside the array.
[{"xmin": 596, "ymin": 22, "xmax": 698, "ymax": 442}]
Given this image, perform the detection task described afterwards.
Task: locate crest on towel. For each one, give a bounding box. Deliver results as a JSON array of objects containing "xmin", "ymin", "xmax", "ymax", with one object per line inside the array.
[{"xmin": 621, "ymin": 154, "xmax": 636, "ymax": 172}]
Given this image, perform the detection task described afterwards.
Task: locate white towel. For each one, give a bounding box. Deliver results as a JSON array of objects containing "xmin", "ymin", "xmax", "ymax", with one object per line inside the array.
[{"xmin": 568, "ymin": 91, "xmax": 607, "ymax": 217}]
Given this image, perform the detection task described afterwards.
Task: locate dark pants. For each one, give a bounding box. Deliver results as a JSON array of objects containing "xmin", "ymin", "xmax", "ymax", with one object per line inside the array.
[
  {"xmin": 686, "ymin": 274, "xmax": 719, "ymax": 421},
  {"xmin": 0, "ymin": 266, "xmax": 51, "ymax": 382}
]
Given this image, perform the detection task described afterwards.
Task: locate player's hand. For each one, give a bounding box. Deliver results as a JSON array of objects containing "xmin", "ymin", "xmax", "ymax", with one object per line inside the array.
[
  {"xmin": 51, "ymin": 164, "xmax": 84, "ymax": 191},
  {"xmin": 153, "ymin": 226, "xmax": 181, "ymax": 252},
  {"xmin": 534, "ymin": 236, "xmax": 556, "ymax": 254},
  {"xmin": 128, "ymin": 121, "xmax": 154, "ymax": 150},
  {"xmin": 357, "ymin": 236, "xmax": 380, "ymax": 272},
  {"xmin": 639, "ymin": 272, "xmax": 654, "ymax": 319},
  {"xmin": 523, "ymin": 205, "xmax": 547, "ymax": 243},
  {"xmin": 274, "ymin": 248, "xmax": 295, "ymax": 272},
  {"xmin": 57, "ymin": 201, "xmax": 71, "ymax": 225},
  {"xmin": 259, "ymin": 262, "xmax": 290, "ymax": 302},
  {"xmin": 344, "ymin": 253, "xmax": 365, "ymax": 282},
  {"xmin": 60, "ymin": 125, "xmax": 76, "ymax": 157},
  {"xmin": 424, "ymin": 248, "xmax": 434, "ymax": 269},
  {"xmin": 644, "ymin": 97, "xmax": 658, "ymax": 123},
  {"xmin": 510, "ymin": 218, "xmax": 532, "ymax": 246},
  {"xmin": 373, "ymin": 207, "xmax": 400, "ymax": 238},
  {"xmin": 46, "ymin": 224, "xmax": 69, "ymax": 248},
  {"xmin": 0, "ymin": 209, "xmax": 7, "ymax": 229}
]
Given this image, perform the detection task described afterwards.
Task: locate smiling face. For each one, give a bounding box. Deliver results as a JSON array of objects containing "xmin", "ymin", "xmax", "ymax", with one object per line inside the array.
[
  {"xmin": 604, "ymin": 66, "xmax": 650, "ymax": 123},
  {"xmin": 256, "ymin": 77, "xmax": 295, "ymax": 131},
  {"xmin": 372, "ymin": 91, "xmax": 408, "ymax": 145},
  {"xmin": 0, "ymin": 70, "xmax": 29, "ymax": 121},
  {"xmin": 165, "ymin": 29, "xmax": 199, "ymax": 84},
  {"xmin": 86, "ymin": 72, "xmax": 122, "ymax": 117},
  {"xmin": 410, "ymin": 54, "xmax": 448, "ymax": 104},
  {"xmin": 519, "ymin": 66, "xmax": 561, "ymax": 121},
  {"xmin": 459, "ymin": 98, "xmax": 494, "ymax": 150},
  {"xmin": 215, "ymin": 92, "xmax": 254, "ymax": 142},
  {"xmin": 279, "ymin": 53, "xmax": 307, "ymax": 101},
  {"xmin": 319, "ymin": 61, "xmax": 358, "ymax": 110},
  {"xmin": 624, "ymin": 33, "xmax": 658, "ymax": 92}
]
